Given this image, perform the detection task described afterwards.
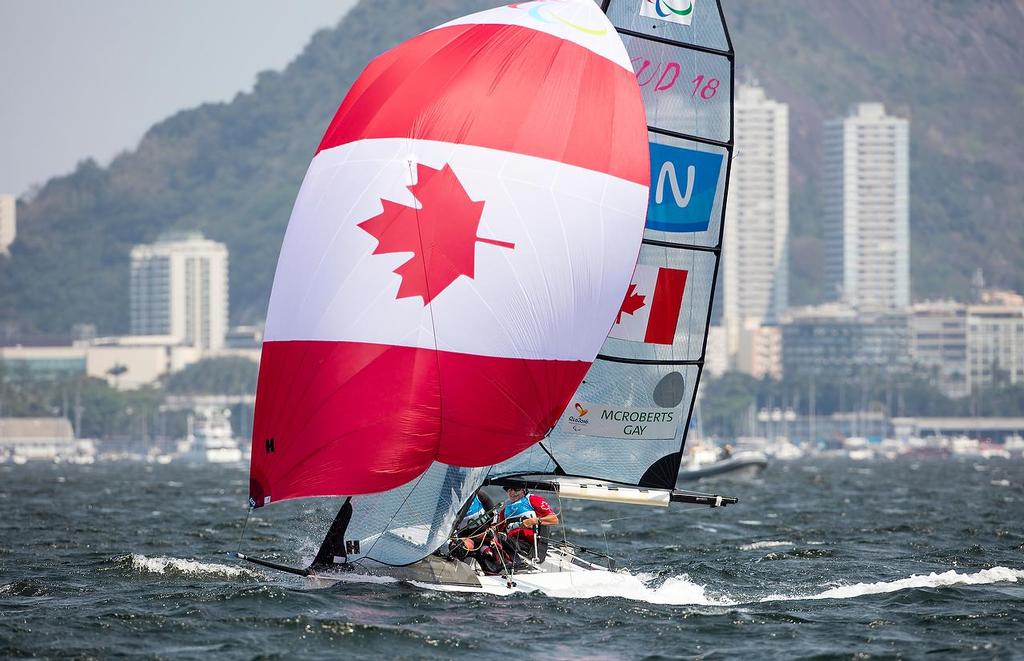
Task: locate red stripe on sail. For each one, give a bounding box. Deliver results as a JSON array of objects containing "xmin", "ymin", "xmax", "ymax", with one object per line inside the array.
[
  {"xmin": 248, "ymin": 340, "xmax": 588, "ymax": 504},
  {"xmin": 316, "ymin": 23, "xmax": 649, "ymax": 186},
  {"xmin": 644, "ymin": 268, "xmax": 687, "ymax": 344}
]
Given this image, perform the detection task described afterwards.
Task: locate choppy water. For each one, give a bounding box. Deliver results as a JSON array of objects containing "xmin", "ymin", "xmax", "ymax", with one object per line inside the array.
[{"xmin": 1, "ymin": 459, "xmax": 1022, "ymax": 659}]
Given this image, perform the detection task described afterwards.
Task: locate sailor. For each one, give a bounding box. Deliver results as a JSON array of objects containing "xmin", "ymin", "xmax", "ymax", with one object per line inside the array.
[
  {"xmin": 498, "ymin": 485, "xmax": 558, "ymax": 564},
  {"xmin": 449, "ymin": 490, "xmax": 497, "ymax": 564},
  {"xmin": 461, "ymin": 491, "xmax": 495, "ymax": 531}
]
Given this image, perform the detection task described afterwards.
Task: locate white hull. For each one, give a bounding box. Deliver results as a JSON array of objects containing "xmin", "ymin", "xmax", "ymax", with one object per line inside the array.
[
  {"xmin": 677, "ymin": 451, "xmax": 768, "ymax": 482},
  {"xmin": 308, "ymin": 545, "xmax": 613, "ymax": 596}
]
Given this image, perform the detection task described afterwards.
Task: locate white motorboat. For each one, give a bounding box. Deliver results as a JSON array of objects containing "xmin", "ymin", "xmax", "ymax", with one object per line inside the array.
[{"xmin": 180, "ymin": 407, "xmax": 243, "ymax": 464}]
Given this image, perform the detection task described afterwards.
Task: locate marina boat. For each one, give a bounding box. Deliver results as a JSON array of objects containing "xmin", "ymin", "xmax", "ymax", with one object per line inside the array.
[
  {"xmin": 678, "ymin": 449, "xmax": 768, "ymax": 482},
  {"xmin": 180, "ymin": 407, "xmax": 243, "ymax": 464},
  {"xmin": 235, "ymin": 0, "xmax": 737, "ymax": 594}
]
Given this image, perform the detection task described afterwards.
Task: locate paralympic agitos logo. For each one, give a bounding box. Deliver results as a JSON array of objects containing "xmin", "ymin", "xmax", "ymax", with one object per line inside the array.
[{"xmin": 640, "ymin": 0, "xmax": 696, "ymax": 26}]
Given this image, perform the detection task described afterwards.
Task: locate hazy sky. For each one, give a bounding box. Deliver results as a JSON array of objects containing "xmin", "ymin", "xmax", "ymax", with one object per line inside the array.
[{"xmin": 0, "ymin": 0, "xmax": 359, "ymax": 198}]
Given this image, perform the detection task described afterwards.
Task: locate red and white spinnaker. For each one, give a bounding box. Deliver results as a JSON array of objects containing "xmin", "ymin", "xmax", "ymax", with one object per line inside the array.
[{"xmin": 249, "ymin": 0, "xmax": 650, "ymax": 505}]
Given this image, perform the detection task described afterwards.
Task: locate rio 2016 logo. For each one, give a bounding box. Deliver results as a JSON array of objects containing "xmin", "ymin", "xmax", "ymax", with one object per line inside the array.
[
  {"xmin": 568, "ymin": 402, "xmax": 590, "ymax": 431},
  {"xmin": 641, "ymin": 0, "xmax": 696, "ymax": 26},
  {"xmin": 509, "ymin": 1, "xmax": 609, "ymax": 36}
]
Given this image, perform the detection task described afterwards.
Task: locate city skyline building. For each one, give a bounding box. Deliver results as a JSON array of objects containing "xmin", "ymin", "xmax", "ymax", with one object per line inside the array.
[
  {"xmin": 722, "ymin": 84, "xmax": 789, "ymax": 334},
  {"xmin": 130, "ymin": 231, "xmax": 229, "ymax": 351},
  {"xmin": 909, "ymin": 301, "xmax": 968, "ymax": 398},
  {"xmin": 0, "ymin": 194, "xmax": 15, "ymax": 255},
  {"xmin": 967, "ymin": 294, "xmax": 1024, "ymax": 392},
  {"xmin": 823, "ymin": 103, "xmax": 909, "ymax": 310},
  {"xmin": 780, "ymin": 303, "xmax": 911, "ymax": 379}
]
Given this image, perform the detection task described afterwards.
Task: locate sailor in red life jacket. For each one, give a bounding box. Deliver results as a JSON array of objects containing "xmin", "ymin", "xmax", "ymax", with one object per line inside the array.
[{"xmin": 498, "ymin": 485, "xmax": 559, "ymax": 563}]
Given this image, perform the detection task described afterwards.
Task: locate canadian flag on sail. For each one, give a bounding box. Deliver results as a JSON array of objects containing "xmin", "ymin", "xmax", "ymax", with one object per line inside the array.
[{"xmin": 608, "ymin": 264, "xmax": 688, "ymax": 345}]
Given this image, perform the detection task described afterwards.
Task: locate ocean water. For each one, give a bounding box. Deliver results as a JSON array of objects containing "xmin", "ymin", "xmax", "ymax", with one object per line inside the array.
[{"xmin": 1, "ymin": 459, "xmax": 1022, "ymax": 659}]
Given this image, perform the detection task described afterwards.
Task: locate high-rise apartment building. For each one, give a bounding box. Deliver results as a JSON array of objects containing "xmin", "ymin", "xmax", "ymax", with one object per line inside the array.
[
  {"xmin": 723, "ymin": 84, "xmax": 789, "ymax": 329},
  {"xmin": 823, "ymin": 103, "xmax": 909, "ymax": 310},
  {"xmin": 0, "ymin": 194, "xmax": 15, "ymax": 255},
  {"xmin": 130, "ymin": 232, "xmax": 229, "ymax": 351}
]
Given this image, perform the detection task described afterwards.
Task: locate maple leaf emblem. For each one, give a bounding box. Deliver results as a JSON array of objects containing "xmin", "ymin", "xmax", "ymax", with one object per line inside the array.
[
  {"xmin": 616, "ymin": 283, "xmax": 646, "ymax": 324},
  {"xmin": 358, "ymin": 163, "xmax": 514, "ymax": 304}
]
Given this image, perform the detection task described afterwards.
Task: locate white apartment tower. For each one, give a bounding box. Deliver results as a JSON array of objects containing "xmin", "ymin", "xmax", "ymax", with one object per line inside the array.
[
  {"xmin": 0, "ymin": 194, "xmax": 15, "ymax": 255},
  {"xmin": 823, "ymin": 103, "xmax": 909, "ymax": 310},
  {"xmin": 722, "ymin": 84, "xmax": 788, "ymax": 363},
  {"xmin": 130, "ymin": 232, "xmax": 229, "ymax": 351}
]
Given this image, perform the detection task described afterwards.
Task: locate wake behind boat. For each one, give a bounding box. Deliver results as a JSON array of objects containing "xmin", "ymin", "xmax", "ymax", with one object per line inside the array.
[{"xmin": 234, "ymin": 0, "xmax": 738, "ymax": 594}]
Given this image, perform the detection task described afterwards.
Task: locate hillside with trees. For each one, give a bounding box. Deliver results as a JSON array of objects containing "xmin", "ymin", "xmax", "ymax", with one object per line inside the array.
[{"xmin": 1, "ymin": 0, "xmax": 1020, "ymax": 335}]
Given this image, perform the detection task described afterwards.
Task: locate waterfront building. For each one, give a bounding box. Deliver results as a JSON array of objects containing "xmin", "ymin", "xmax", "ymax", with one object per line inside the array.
[
  {"xmin": 909, "ymin": 301, "xmax": 968, "ymax": 398},
  {"xmin": 0, "ymin": 194, "xmax": 14, "ymax": 255},
  {"xmin": 130, "ymin": 232, "xmax": 229, "ymax": 351},
  {"xmin": 967, "ymin": 292, "xmax": 1024, "ymax": 391},
  {"xmin": 0, "ymin": 417, "xmax": 95, "ymax": 463},
  {"xmin": 909, "ymin": 291, "xmax": 1024, "ymax": 395},
  {"xmin": 781, "ymin": 303, "xmax": 910, "ymax": 378},
  {"xmin": 0, "ymin": 338, "xmax": 201, "ymax": 390},
  {"xmin": 735, "ymin": 320, "xmax": 782, "ymax": 379},
  {"xmin": 823, "ymin": 103, "xmax": 909, "ymax": 310}
]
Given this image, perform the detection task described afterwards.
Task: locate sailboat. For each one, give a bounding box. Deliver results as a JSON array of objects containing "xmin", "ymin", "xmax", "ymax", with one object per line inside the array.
[{"xmin": 235, "ymin": 0, "xmax": 736, "ymax": 595}]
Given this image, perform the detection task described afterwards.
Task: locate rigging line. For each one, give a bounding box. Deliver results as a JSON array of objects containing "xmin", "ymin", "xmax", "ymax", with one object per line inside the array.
[
  {"xmin": 555, "ymin": 487, "xmax": 569, "ymax": 560},
  {"xmin": 536, "ymin": 441, "xmax": 565, "ymax": 474},
  {"xmin": 236, "ymin": 506, "xmax": 253, "ymax": 554}
]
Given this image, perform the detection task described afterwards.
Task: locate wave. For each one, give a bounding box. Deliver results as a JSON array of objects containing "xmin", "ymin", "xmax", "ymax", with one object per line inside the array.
[
  {"xmin": 426, "ymin": 570, "xmax": 737, "ymax": 605},
  {"xmin": 740, "ymin": 540, "xmax": 793, "ymax": 551},
  {"xmin": 760, "ymin": 567, "xmax": 1024, "ymax": 603},
  {"xmin": 120, "ymin": 553, "xmax": 262, "ymax": 579},
  {"xmin": 538, "ymin": 571, "xmax": 734, "ymax": 605},
  {"xmin": 533, "ymin": 566, "xmax": 1023, "ymax": 605}
]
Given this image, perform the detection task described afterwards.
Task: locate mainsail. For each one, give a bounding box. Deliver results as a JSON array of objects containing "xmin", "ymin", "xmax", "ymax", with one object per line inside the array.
[
  {"xmin": 247, "ymin": 0, "xmax": 652, "ymax": 565},
  {"xmin": 492, "ymin": 0, "xmax": 735, "ymax": 490}
]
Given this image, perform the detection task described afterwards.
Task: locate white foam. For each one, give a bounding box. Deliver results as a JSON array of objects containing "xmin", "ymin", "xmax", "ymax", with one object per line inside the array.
[
  {"xmin": 760, "ymin": 567, "xmax": 1024, "ymax": 603},
  {"xmin": 419, "ymin": 570, "xmax": 736, "ymax": 605},
  {"xmin": 125, "ymin": 554, "xmax": 262, "ymax": 579},
  {"xmin": 740, "ymin": 540, "xmax": 793, "ymax": 551}
]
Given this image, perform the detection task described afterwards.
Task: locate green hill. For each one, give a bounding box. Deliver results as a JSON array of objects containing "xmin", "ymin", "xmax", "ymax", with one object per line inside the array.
[{"xmin": 1, "ymin": 0, "xmax": 1020, "ymax": 335}]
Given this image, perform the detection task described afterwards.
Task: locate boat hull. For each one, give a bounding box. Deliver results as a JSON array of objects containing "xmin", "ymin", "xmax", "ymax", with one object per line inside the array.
[
  {"xmin": 677, "ymin": 452, "xmax": 768, "ymax": 482},
  {"xmin": 307, "ymin": 545, "xmax": 611, "ymax": 596}
]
